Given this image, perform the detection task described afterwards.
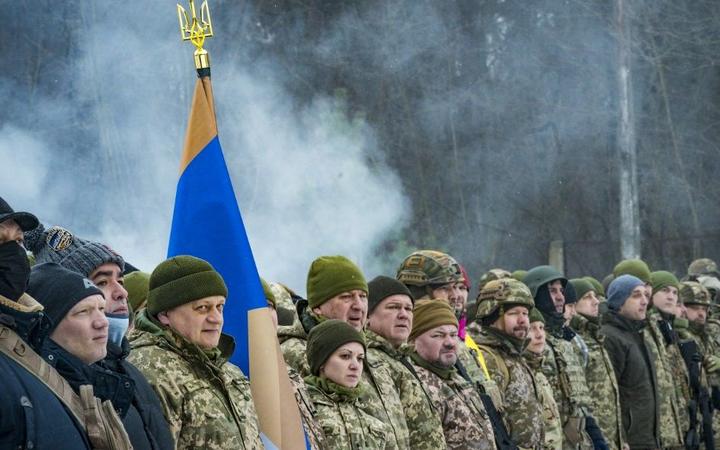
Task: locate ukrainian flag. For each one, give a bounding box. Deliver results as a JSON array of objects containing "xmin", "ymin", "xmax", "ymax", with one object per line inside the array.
[{"xmin": 168, "ymin": 70, "xmax": 306, "ymax": 449}]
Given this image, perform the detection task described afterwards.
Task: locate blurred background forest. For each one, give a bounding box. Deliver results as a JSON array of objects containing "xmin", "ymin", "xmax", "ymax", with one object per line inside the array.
[{"xmin": 1, "ymin": 1, "xmax": 719, "ymax": 293}]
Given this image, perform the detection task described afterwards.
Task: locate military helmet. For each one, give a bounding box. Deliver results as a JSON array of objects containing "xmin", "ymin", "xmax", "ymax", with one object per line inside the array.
[
  {"xmin": 477, "ymin": 268, "xmax": 512, "ymax": 292},
  {"xmin": 688, "ymin": 258, "xmax": 720, "ymax": 278},
  {"xmin": 698, "ymin": 276, "xmax": 720, "ymax": 302},
  {"xmin": 679, "ymin": 281, "xmax": 712, "ymax": 306},
  {"xmin": 396, "ymin": 250, "xmax": 463, "ymax": 287},
  {"xmin": 523, "ymin": 265, "xmax": 567, "ymax": 298},
  {"xmin": 475, "ymin": 278, "xmax": 534, "ymax": 319}
]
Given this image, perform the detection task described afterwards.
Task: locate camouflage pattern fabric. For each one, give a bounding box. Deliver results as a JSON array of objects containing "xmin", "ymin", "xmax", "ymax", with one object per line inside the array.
[
  {"xmin": 278, "ymin": 316, "xmax": 312, "ymax": 376},
  {"xmin": 128, "ymin": 311, "xmax": 263, "ymax": 450},
  {"xmin": 287, "ymin": 367, "xmax": 327, "ymax": 450},
  {"xmin": 365, "ymin": 330, "xmax": 447, "ymax": 449},
  {"xmin": 643, "ymin": 308, "xmax": 690, "ymax": 449},
  {"xmin": 396, "ymin": 250, "xmax": 463, "ymax": 286},
  {"xmin": 542, "ymin": 333, "xmax": 594, "ymax": 450},
  {"xmin": 456, "ymin": 340, "xmax": 505, "ymax": 410},
  {"xmin": 525, "ymin": 351, "xmax": 563, "ymax": 450},
  {"xmin": 470, "ymin": 326, "xmax": 544, "ymax": 448},
  {"xmin": 411, "ymin": 356, "xmax": 496, "ymax": 450},
  {"xmin": 570, "ymin": 314, "xmax": 626, "ymax": 450},
  {"xmin": 270, "ymin": 281, "xmax": 297, "ymax": 311},
  {"xmin": 305, "ymin": 378, "xmax": 391, "ymax": 449}
]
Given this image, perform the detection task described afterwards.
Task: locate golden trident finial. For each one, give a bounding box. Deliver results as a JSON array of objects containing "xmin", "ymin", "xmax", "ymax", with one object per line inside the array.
[{"xmin": 177, "ymin": 0, "xmax": 214, "ymax": 70}]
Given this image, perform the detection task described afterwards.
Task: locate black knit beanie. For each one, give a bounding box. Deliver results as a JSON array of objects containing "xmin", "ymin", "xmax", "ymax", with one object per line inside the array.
[
  {"xmin": 147, "ymin": 255, "xmax": 228, "ymax": 317},
  {"xmin": 306, "ymin": 319, "xmax": 366, "ymax": 376},
  {"xmin": 368, "ymin": 275, "xmax": 413, "ymax": 313},
  {"xmin": 27, "ymin": 263, "xmax": 104, "ymax": 333}
]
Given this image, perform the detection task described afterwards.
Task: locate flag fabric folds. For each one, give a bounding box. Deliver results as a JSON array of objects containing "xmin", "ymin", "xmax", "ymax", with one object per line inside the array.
[{"xmin": 168, "ymin": 74, "xmax": 306, "ymax": 449}]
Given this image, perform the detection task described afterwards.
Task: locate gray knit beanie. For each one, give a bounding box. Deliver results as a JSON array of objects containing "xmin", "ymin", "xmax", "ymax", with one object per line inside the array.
[
  {"xmin": 607, "ymin": 275, "xmax": 644, "ymax": 311},
  {"xmin": 24, "ymin": 223, "xmax": 125, "ymax": 277}
]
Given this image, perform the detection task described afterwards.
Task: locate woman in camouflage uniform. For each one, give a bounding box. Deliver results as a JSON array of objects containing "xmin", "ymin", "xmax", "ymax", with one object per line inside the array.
[{"xmin": 305, "ymin": 319, "xmax": 390, "ymax": 449}]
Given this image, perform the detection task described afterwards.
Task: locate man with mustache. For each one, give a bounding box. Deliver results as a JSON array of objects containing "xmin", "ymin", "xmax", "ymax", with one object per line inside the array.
[
  {"xmin": 470, "ymin": 277, "xmax": 544, "ymax": 449},
  {"xmin": 409, "ymin": 299, "xmax": 496, "ymax": 450},
  {"xmin": 602, "ymin": 274, "xmax": 661, "ymax": 450}
]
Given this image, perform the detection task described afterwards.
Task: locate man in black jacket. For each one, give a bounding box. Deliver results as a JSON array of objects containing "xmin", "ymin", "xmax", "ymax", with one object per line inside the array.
[
  {"xmin": 0, "ymin": 196, "xmax": 91, "ymax": 450},
  {"xmin": 25, "ymin": 223, "xmax": 174, "ymax": 450},
  {"xmin": 602, "ymin": 274, "xmax": 662, "ymax": 450}
]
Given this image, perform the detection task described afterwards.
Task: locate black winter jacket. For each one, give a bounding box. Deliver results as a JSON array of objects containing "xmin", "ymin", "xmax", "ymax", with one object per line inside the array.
[
  {"xmin": 0, "ymin": 295, "xmax": 91, "ymax": 450},
  {"xmin": 41, "ymin": 337, "xmax": 174, "ymax": 450},
  {"xmin": 602, "ymin": 311, "xmax": 661, "ymax": 450}
]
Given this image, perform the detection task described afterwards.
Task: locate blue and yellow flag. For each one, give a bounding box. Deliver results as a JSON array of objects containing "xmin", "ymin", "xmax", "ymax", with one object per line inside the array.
[{"xmin": 168, "ymin": 74, "xmax": 306, "ymax": 449}]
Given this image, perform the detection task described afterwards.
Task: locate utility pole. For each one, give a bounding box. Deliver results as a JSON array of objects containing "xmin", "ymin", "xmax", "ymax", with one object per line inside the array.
[{"xmin": 616, "ymin": 0, "xmax": 641, "ymax": 259}]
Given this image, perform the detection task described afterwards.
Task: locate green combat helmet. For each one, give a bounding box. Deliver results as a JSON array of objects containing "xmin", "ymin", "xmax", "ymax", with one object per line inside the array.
[
  {"xmin": 688, "ymin": 258, "xmax": 720, "ymax": 279},
  {"xmin": 679, "ymin": 281, "xmax": 712, "ymax": 306},
  {"xmin": 396, "ymin": 250, "xmax": 463, "ymax": 287},
  {"xmin": 523, "ymin": 265, "xmax": 566, "ymax": 298},
  {"xmin": 475, "ymin": 278, "xmax": 534, "ymax": 321},
  {"xmin": 477, "ymin": 268, "xmax": 512, "ymax": 292}
]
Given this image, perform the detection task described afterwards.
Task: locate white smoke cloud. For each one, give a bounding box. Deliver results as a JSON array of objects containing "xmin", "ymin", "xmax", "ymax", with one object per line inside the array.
[{"xmin": 0, "ymin": 3, "xmax": 409, "ymax": 293}]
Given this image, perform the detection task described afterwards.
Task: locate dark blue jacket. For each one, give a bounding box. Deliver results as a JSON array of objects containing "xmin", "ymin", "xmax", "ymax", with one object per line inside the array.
[
  {"xmin": 42, "ymin": 338, "xmax": 174, "ymax": 450},
  {"xmin": 0, "ymin": 297, "xmax": 91, "ymax": 450}
]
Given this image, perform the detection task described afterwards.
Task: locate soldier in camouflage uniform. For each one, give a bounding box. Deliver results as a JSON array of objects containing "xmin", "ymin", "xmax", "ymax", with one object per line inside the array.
[
  {"xmin": 277, "ymin": 255, "xmax": 409, "ymax": 449},
  {"xmin": 470, "ymin": 278, "xmax": 545, "ymax": 449},
  {"xmin": 366, "ymin": 275, "xmax": 447, "ymax": 449},
  {"xmin": 567, "ymin": 279, "xmax": 626, "ymax": 450},
  {"xmin": 304, "ymin": 320, "xmax": 392, "ymax": 449},
  {"xmin": 409, "ymin": 300, "xmax": 496, "ymax": 449},
  {"xmin": 396, "ymin": 250, "xmax": 500, "ymax": 405},
  {"xmin": 646, "ymin": 271, "xmax": 691, "ymax": 450},
  {"xmin": 128, "ymin": 256, "xmax": 263, "ymax": 450},
  {"xmin": 526, "ymin": 308, "xmax": 563, "ymax": 450},
  {"xmin": 678, "ymin": 281, "xmax": 720, "ymax": 448},
  {"xmin": 523, "ymin": 265, "xmax": 607, "ymax": 450}
]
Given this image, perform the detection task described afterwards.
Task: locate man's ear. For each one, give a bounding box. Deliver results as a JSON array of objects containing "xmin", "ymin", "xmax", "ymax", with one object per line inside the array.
[{"xmin": 157, "ymin": 311, "xmax": 171, "ymax": 326}]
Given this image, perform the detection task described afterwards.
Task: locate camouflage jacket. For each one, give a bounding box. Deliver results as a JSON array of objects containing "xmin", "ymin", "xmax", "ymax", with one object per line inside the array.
[
  {"xmin": 305, "ymin": 376, "xmax": 391, "ymax": 449},
  {"xmin": 277, "ymin": 301, "xmax": 314, "ymax": 377},
  {"xmin": 410, "ymin": 352, "xmax": 496, "ymax": 450},
  {"xmin": 128, "ymin": 311, "xmax": 263, "ymax": 450},
  {"xmin": 287, "ymin": 367, "xmax": 327, "ymax": 450},
  {"xmin": 470, "ymin": 326, "xmax": 544, "ymax": 448},
  {"xmin": 525, "ymin": 351, "xmax": 563, "ymax": 450},
  {"xmin": 365, "ymin": 330, "xmax": 446, "ymax": 449},
  {"xmin": 644, "ymin": 308, "xmax": 689, "ymax": 448},
  {"xmin": 570, "ymin": 314, "xmax": 626, "ymax": 450},
  {"xmin": 305, "ymin": 376, "xmax": 391, "ymax": 450},
  {"xmin": 278, "ymin": 303, "xmax": 408, "ymax": 449},
  {"xmin": 542, "ymin": 331, "xmax": 594, "ymax": 450}
]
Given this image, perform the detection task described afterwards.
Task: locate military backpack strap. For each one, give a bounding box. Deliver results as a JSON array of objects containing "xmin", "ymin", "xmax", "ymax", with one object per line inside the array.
[
  {"xmin": 473, "ymin": 343, "xmax": 510, "ymax": 392},
  {"xmin": 398, "ymin": 356, "xmax": 437, "ymax": 413}
]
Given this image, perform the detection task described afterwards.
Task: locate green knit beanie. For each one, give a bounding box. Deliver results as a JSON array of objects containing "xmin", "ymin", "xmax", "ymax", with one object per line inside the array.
[
  {"xmin": 613, "ymin": 259, "xmax": 651, "ymax": 283},
  {"xmin": 511, "ymin": 270, "xmax": 527, "ymax": 282},
  {"xmin": 569, "ymin": 278, "xmax": 595, "ymax": 301},
  {"xmin": 306, "ymin": 319, "xmax": 366, "ymax": 376},
  {"xmin": 529, "ymin": 307, "xmax": 545, "ymax": 324},
  {"xmin": 583, "ymin": 276, "xmax": 605, "ymax": 297},
  {"xmin": 409, "ymin": 299, "xmax": 458, "ymax": 341},
  {"xmin": 650, "ymin": 271, "xmax": 680, "ymax": 295},
  {"xmin": 261, "ymin": 277, "xmax": 276, "ymax": 308},
  {"xmin": 125, "ymin": 271, "xmax": 150, "ymax": 312},
  {"xmin": 147, "ymin": 255, "xmax": 228, "ymax": 317},
  {"xmin": 306, "ymin": 256, "xmax": 368, "ymax": 309}
]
